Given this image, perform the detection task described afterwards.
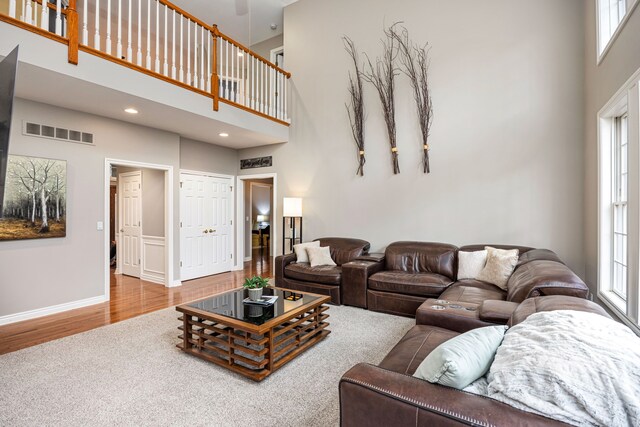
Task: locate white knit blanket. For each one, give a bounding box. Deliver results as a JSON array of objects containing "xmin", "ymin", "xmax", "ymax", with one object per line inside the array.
[{"xmin": 468, "ymin": 310, "xmax": 640, "ymax": 427}]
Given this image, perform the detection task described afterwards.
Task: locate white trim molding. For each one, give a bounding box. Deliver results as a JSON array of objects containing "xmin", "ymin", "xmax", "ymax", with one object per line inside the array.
[
  {"xmin": 0, "ymin": 295, "xmax": 107, "ymax": 326},
  {"xmin": 597, "ymin": 0, "xmax": 640, "ymax": 64},
  {"xmin": 141, "ymin": 235, "xmax": 166, "ymax": 285}
]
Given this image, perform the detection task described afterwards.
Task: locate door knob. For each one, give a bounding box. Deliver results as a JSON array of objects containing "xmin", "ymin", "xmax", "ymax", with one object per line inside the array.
[
  {"xmin": 203, "ymin": 229, "xmax": 209, "ymax": 234},
  {"xmin": 120, "ymin": 229, "xmax": 124, "ymax": 233},
  {"xmin": 209, "ymin": 229, "xmax": 215, "ymax": 233}
]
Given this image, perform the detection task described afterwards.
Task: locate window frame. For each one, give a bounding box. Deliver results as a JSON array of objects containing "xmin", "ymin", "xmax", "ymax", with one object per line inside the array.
[
  {"xmin": 598, "ymin": 67, "xmax": 640, "ymax": 334},
  {"xmin": 597, "ymin": 0, "xmax": 640, "ymax": 64}
]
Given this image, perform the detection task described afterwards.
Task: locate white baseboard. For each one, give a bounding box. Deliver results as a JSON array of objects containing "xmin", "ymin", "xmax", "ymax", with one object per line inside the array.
[
  {"xmin": 141, "ymin": 274, "xmax": 165, "ymax": 285},
  {"xmin": 167, "ymin": 280, "xmax": 182, "ymax": 288},
  {"xmin": 244, "ymin": 256, "xmax": 251, "ymax": 262},
  {"xmin": 0, "ymin": 295, "xmax": 108, "ymax": 326}
]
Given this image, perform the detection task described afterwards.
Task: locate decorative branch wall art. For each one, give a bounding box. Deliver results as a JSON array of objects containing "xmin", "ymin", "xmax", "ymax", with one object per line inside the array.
[
  {"xmin": 363, "ymin": 26, "xmax": 401, "ymax": 174},
  {"xmin": 391, "ymin": 25, "xmax": 434, "ymax": 173},
  {"xmin": 343, "ymin": 36, "xmax": 366, "ymax": 176},
  {"xmin": 0, "ymin": 155, "xmax": 67, "ymax": 241}
]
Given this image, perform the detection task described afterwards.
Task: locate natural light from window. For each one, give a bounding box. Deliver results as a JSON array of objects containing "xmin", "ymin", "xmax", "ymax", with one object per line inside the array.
[{"xmin": 598, "ymin": 0, "xmax": 627, "ymax": 55}]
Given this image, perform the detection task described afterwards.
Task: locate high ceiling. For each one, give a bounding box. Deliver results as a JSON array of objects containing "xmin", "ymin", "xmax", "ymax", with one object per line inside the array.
[{"xmin": 170, "ymin": 0, "xmax": 299, "ymax": 47}]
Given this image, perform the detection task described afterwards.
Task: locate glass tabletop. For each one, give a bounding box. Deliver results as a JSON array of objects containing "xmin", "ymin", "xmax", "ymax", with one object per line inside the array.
[{"xmin": 187, "ymin": 288, "xmax": 322, "ymax": 326}]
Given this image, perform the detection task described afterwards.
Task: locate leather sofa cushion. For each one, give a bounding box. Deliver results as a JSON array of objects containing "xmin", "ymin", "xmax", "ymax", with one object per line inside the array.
[
  {"xmin": 459, "ymin": 244, "xmax": 533, "ymax": 255},
  {"xmin": 516, "ymin": 248, "xmax": 563, "ymax": 268},
  {"xmin": 384, "ymin": 241, "xmax": 457, "ymax": 278},
  {"xmin": 368, "ymin": 271, "xmax": 453, "ymax": 297},
  {"xmin": 378, "ymin": 325, "xmax": 459, "ymax": 375},
  {"xmin": 284, "ymin": 263, "xmax": 342, "ymax": 285},
  {"xmin": 506, "ymin": 260, "xmax": 588, "ymax": 303},
  {"xmin": 439, "ymin": 280, "xmax": 506, "ymax": 304},
  {"xmin": 479, "ymin": 300, "xmax": 520, "ymax": 323},
  {"xmin": 509, "ymin": 295, "xmax": 611, "ymax": 327},
  {"xmin": 315, "ymin": 237, "xmax": 370, "ymax": 266}
]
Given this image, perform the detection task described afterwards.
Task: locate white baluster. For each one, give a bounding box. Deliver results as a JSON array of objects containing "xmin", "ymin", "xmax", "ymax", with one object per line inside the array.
[
  {"xmin": 20, "ymin": 0, "xmax": 25, "ymax": 22},
  {"xmin": 155, "ymin": 0, "xmax": 160, "ymax": 72},
  {"xmin": 145, "ymin": 0, "xmax": 150, "ymax": 69},
  {"xmin": 207, "ymin": 30, "xmax": 211, "ymax": 92},
  {"xmin": 280, "ymin": 72, "xmax": 284, "ymax": 119},
  {"xmin": 54, "ymin": 0, "xmax": 61, "ymax": 33},
  {"xmin": 171, "ymin": 9, "xmax": 176, "ymax": 79},
  {"xmin": 32, "ymin": 0, "xmax": 37, "ymax": 26},
  {"xmin": 225, "ymin": 39, "xmax": 229, "ymax": 99},
  {"xmin": 251, "ymin": 56, "xmax": 255, "ymax": 109},
  {"xmin": 193, "ymin": 23, "xmax": 198, "ymax": 89},
  {"xmin": 179, "ymin": 15, "xmax": 183, "ymax": 82},
  {"xmin": 200, "ymin": 26, "xmax": 205, "ymax": 90},
  {"xmin": 94, "ymin": 0, "xmax": 100, "ymax": 49},
  {"xmin": 40, "ymin": 0, "xmax": 48, "ymax": 30},
  {"xmin": 127, "ymin": 0, "xmax": 133, "ymax": 61},
  {"xmin": 82, "ymin": 0, "xmax": 89, "ymax": 45},
  {"xmin": 117, "ymin": 0, "xmax": 122, "ymax": 58},
  {"xmin": 106, "ymin": 0, "xmax": 112, "ymax": 54},
  {"xmin": 187, "ymin": 18, "xmax": 191, "ymax": 86},
  {"xmin": 136, "ymin": 0, "xmax": 142, "ymax": 65},
  {"xmin": 25, "ymin": 0, "xmax": 32, "ymax": 25},
  {"xmin": 163, "ymin": 4, "xmax": 168, "ymax": 76},
  {"xmin": 284, "ymin": 72, "xmax": 288, "ymax": 121},
  {"xmin": 9, "ymin": 0, "xmax": 16, "ymax": 19},
  {"xmin": 231, "ymin": 44, "xmax": 236, "ymax": 101},
  {"xmin": 241, "ymin": 51, "xmax": 245, "ymax": 106}
]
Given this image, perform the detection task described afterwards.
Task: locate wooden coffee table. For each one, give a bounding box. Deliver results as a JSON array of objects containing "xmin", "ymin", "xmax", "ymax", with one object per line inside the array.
[{"xmin": 176, "ymin": 287, "xmax": 330, "ymax": 381}]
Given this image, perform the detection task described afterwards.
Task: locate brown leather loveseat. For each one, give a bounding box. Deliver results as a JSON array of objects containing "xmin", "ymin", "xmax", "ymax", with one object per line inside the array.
[{"xmin": 275, "ymin": 237, "xmax": 370, "ymax": 305}]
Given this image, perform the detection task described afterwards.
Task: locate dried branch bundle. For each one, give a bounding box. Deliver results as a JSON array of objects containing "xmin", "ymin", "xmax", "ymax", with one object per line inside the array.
[
  {"xmin": 391, "ymin": 25, "xmax": 433, "ymax": 173},
  {"xmin": 343, "ymin": 36, "xmax": 366, "ymax": 176},
  {"xmin": 362, "ymin": 26, "xmax": 400, "ymax": 174}
]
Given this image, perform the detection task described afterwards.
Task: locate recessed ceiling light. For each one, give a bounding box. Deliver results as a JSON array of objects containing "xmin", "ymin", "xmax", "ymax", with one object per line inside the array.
[
  {"xmin": 124, "ymin": 108, "xmax": 138, "ymax": 114},
  {"xmin": 219, "ymin": 132, "xmax": 229, "ymax": 137}
]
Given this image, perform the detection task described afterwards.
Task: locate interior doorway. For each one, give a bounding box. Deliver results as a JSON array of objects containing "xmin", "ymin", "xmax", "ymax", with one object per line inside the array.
[
  {"xmin": 236, "ymin": 173, "xmax": 277, "ymax": 272},
  {"xmin": 104, "ymin": 159, "xmax": 174, "ymax": 299}
]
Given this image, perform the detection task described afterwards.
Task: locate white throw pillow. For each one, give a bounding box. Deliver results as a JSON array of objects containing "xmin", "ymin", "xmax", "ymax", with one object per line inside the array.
[
  {"xmin": 306, "ymin": 246, "xmax": 337, "ymax": 267},
  {"xmin": 476, "ymin": 247, "xmax": 519, "ymax": 290},
  {"xmin": 413, "ymin": 325, "xmax": 507, "ymax": 389},
  {"xmin": 293, "ymin": 241, "xmax": 320, "ymax": 263},
  {"xmin": 457, "ymin": 250, "xmax": 488, "ymax": 280}
]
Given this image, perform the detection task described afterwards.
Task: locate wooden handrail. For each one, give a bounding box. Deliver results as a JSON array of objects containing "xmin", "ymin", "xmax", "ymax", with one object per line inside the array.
[
  {"xmin": 157, "ymin": 0, "xmax": 213, "ymax": 33},
  {"xmin": 214, "ymin": 28, "xmax": 291, "ymax": 78}
]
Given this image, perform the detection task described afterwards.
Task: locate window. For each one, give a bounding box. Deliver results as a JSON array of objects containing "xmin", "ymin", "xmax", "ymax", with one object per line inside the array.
[
  {"xmin": 612, "ymin": 114, "xmax": 628, "ymax": 300},
  {"xmin": 598, "ymin": 0, "xmax": 627, "ymax": 54},
  {"xmin": 598, "ymin": 67, "xmax": 640, "ymax": 331}
]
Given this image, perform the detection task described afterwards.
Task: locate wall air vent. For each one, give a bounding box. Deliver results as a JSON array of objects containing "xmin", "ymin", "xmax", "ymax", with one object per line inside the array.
[{"xmin": 22, "ymin": 121, "xmax": 94, "ymax": 146}]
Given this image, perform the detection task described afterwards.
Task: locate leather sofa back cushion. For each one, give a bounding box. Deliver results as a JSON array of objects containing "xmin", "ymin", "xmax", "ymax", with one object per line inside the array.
[
  {"xmin": 516, "ymin": 249, "xmax": 563, "ymax": 268},
  {"xmin": 385, "ymin": 241, "xmax": 457, "ymax": 278},
  {"xmin": 314, "ymin": 237, "xmax": 370, "ymax": 266},
  {"xmin": 459, "ymin": 244, "xmax": 533, "ymax": 255},
  {"xmin": 509, "ymin": 295, "xmax": 610, "ymax": 327},
  {"xmin": 506, "ymin": 260, "xmax": 589, "ymax": 303}
]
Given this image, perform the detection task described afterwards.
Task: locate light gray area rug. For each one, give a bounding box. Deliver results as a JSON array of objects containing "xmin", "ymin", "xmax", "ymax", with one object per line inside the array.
[{"xmin": 0, "ymin": 305, "xmax": 413, "ymax": 427}]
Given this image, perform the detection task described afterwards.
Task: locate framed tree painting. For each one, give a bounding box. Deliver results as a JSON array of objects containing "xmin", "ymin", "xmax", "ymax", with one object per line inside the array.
[{"xmin": 0, "ymin": 155, "xmax": 66, "ymax": 241}]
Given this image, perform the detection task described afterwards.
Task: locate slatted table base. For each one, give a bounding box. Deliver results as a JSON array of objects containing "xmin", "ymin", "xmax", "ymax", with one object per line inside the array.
[{"xmin": 177, "ymin": 305, "xmax": 330, "ymax": 381}]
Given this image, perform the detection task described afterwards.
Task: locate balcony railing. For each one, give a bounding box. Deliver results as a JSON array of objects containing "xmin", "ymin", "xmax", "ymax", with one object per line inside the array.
[{"xmin": 0, "ymin": 0, "xmax": 291, "ymax": 125}]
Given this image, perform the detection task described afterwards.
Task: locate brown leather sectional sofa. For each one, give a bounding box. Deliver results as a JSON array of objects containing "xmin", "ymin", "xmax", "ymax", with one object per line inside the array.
[
  {"xmin": 275, "ymin": 237, "xmax": 371, "ymax": 305},
  {"xmin": 339, "ymin": 296, "xmax": 608, "ymax": 426}
]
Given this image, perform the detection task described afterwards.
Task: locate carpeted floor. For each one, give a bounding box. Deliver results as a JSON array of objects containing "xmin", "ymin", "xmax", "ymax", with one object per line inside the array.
[{"xmin": 0, "ymin": 305, "xmax": 413, "ymax": 427}]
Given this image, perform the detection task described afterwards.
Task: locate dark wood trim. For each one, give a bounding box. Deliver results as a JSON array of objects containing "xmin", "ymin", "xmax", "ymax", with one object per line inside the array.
[
  {"xmin": 66, "ymin": 0, "xmax": 78, "ymax": 65},
  {"xmin": 217, "ymin": 31, "xmax": 291, "ymax": 78},
  {"xmin": 219, "ymin": 98, "xmax": 290, "ymax": 127},
  {"xmin": 0, "ymin": 13, "xmax": 68, "ymax": 45},
  {"xmin": 78, "ymin": 44, "xmax": 213, "ymax": 99}
]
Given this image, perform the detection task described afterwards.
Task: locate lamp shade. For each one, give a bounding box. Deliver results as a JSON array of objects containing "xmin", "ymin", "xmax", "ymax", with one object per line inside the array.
[
  {"xmin": 257, "ymin": 214, "xmax": 268, "ymax": 223},
  {"xmin": 283, "ymin": 197, "xmax": 302, "ymax": 217}
]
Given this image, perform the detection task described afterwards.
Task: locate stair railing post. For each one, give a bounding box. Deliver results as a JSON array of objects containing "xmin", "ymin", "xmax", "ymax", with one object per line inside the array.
[
  {"xmin": 67, "ymin": 0, "xmax": 78, "ymax": 65},
  {"xmin": 211, "ymin": 24, "xmax": 219, "ymax": 111}
]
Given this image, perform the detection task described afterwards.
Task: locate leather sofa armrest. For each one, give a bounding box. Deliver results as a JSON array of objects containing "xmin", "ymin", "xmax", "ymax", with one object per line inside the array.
[
  {"xmin": 340, "ymin": 363, "xmax": 565, "ymax": 426},
  {"xmin": 479, "ymin": 300, "xmax": 520, "ymax": 323},
  {"xmin": 341, "ymin": 260, "xmax": 384, "ymax": 308},
  {"xmin": 354, "ymin": 253, "xmax": 385, "ymax": 263},
  {"xmin": 507, "ymin": 260, "xmax": 589, "ymax": 303},
  {"xmin": 275, "ymin": 253, "xmax": 297, "ymax": 286}
]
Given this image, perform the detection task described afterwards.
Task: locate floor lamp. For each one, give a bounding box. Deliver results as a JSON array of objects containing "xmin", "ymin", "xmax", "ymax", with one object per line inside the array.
[{"xmin": 282, "ymin": 197, "xmax": 302, "ymax": 254}]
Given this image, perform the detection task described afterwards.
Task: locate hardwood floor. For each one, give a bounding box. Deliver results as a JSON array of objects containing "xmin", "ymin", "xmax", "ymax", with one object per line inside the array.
[{"xmin": 0, "ymin": 250, "xmax": 272, "ymax": 355}]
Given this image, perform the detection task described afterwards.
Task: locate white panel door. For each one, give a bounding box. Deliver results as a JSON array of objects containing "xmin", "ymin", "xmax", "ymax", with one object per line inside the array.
[
  {"xmin": 119, "ymin": 172, "xmax": 142, "ymax": 278},
  {"xmin": 180, "ymin": 173, "xmax": 233, "ymax": 281}
]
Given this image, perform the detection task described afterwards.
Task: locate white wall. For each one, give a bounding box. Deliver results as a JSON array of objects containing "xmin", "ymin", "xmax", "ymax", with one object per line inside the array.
[
  {"xmin": 584, "ymin": 1, "xmax": 640, "ymax": 295},
  {"xmin": 0, "ymin": 100, "xmax": 242, "ymax": 318},
  {"xmin": 239, "ymin": 0, "xmax": 586, "ymax": 274}
]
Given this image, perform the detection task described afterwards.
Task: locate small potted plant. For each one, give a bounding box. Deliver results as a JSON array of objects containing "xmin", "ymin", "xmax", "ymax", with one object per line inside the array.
[{"xmin": 243, "ymin": 276, "xmax": 270, "ymax": 301}]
